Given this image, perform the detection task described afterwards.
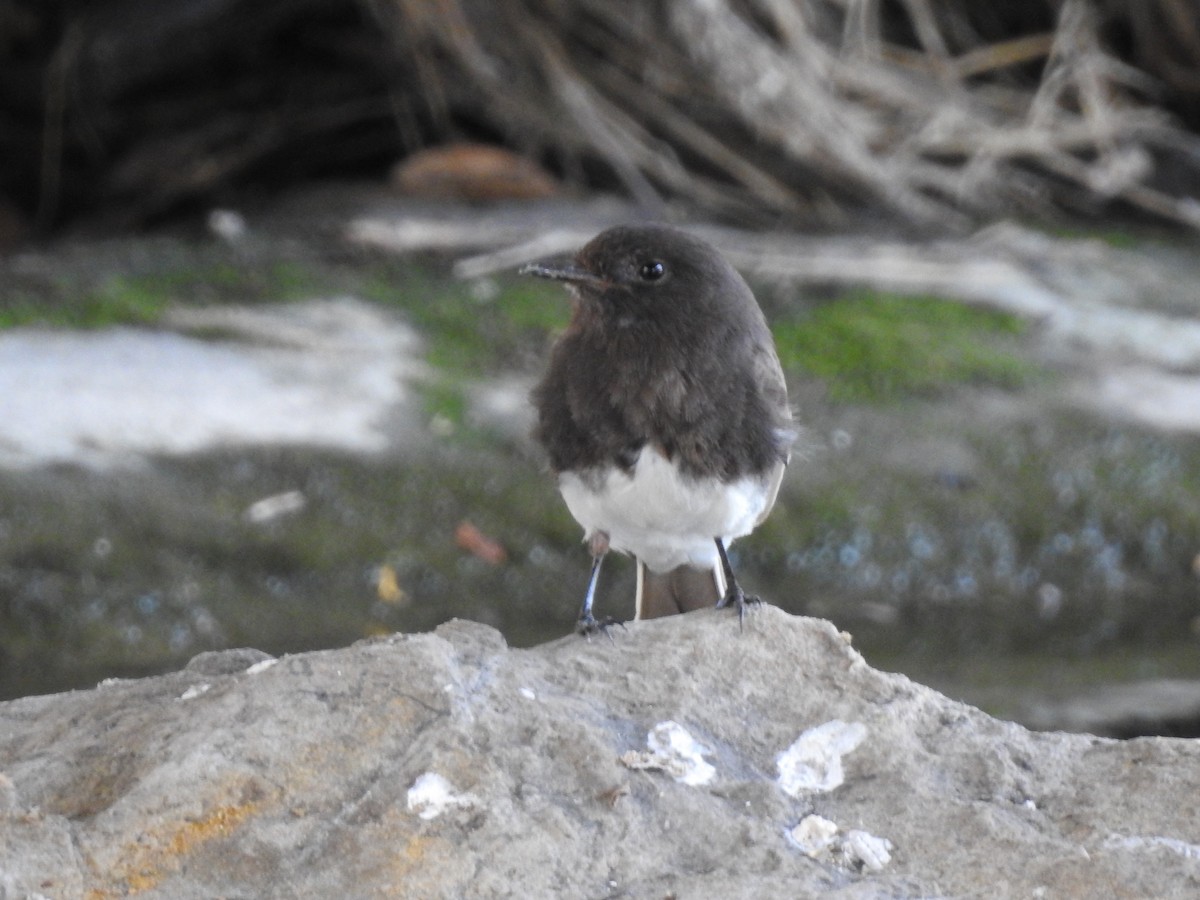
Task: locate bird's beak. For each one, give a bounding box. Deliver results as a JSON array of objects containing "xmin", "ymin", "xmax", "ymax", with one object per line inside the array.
[{"xmin": 519, "ymin": 260, "xmax": 607, "ymax": 287}]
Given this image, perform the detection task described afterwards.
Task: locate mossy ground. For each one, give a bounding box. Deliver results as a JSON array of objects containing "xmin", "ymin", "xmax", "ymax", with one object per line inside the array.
[
  {"xmin": 358, "ymin": 265, "xmax": 567, "ymax": 426},
  {"xmin": 0, "ymin": 257, "xmax": 326, "ymax": 329},
  {"xmin": 771, "ymin": 290, "xmax": 1034, "ymax": 402},
  {"xmin": 0, "ymin": 241, "xmax": 568, "ymax": 429}
]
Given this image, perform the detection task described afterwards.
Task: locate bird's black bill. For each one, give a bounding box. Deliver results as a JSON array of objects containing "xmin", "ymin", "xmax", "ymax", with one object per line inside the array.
[{"xmin": 519, "ymin": 261, "xmax": 607, "ymax": 286}]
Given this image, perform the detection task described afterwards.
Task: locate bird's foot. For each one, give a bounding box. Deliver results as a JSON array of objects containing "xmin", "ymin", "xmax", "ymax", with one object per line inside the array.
[
  {"xmin": 716, "ymin": 584, "xmax": 762, "ymax": 630},
  {"xmin": 575, "ymin": 612, "xmax": 626, "ymax": 641}
]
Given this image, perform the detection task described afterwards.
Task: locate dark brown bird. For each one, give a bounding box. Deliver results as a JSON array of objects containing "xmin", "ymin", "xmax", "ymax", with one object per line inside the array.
[{"xmin": 522, "ymin": 224, "xmax": 794, "ymax": 633}]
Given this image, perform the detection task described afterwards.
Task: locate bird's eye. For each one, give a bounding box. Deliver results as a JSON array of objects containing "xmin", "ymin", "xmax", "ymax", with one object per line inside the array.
[{"xmin": 638, "ymin": 260, "xmax": 666, "ymax": 282}]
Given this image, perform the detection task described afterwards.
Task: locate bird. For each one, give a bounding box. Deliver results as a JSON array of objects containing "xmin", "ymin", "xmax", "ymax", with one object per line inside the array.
[{"xmin": 521, "ymin": 224, "xmax": 794, "ymax": 634}]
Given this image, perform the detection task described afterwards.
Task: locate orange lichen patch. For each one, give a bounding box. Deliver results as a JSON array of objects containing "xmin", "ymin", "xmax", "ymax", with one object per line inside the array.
[
  {"xmin": 377, "ymin": 829, "xmax": 465, "ymax": 895},
  {"xmin": 89, "ymin": 796, "xmax": 262, "ymax": 895},
  {"xmin": 164, "ymin": 802, "xmax": 257, "ymax": 857},
  {"xmin": 397, "ymin": 832, "xmax": 433, "ymax": 869}
]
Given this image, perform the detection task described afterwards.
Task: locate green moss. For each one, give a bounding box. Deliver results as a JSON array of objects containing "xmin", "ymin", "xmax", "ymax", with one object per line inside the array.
[
  {"xmin": 774, "ymin": 291, "xmax": 1033, "ymax": 402},
  {"xmin": 0, "ymin": 294, "xmax": 56, "ymax": 329},
  {"xmin": 364, "ymin": 270, "xmax": 568, "ymax": 377},
  {"xmin": 86, "ymin": 277, "xmax": 176, "ymax": 325},
  {"xmin": 0, "ymin": 259, "xmax": 338, "ymax": 331},
  {"xmin": 500, "ymin": 282, "xmax": 573, "ymax": 331},
  {"xmin": 0, "ymin": 276, "xmax": 171, "ymax": 329},
  {"xmin": 1039, "ymin": 225, "xmax": 1141, "ymax": 249},
  {"xmin": 0, "ymin": 238, "xmax": 567, "ymax": 384},
  {"xmin": 420, "ymin": 377, "xmax": 469, "ymax": 425}
]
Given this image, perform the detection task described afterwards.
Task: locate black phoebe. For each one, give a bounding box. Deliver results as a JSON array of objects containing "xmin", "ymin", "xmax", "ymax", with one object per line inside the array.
[{"xmin": 522, "ymin": 224, "xmax": 794, "ymax": 633}]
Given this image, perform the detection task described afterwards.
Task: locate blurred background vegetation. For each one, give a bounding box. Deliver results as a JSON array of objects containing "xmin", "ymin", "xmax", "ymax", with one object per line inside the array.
[{"xmin": 3, "ymin": 0, "xmax": 1200, "ymax": 236}]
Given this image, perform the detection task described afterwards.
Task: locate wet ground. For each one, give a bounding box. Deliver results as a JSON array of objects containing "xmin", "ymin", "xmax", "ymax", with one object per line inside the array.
[{"xmin": 2, "ymin": 190, "xmax": 1199, "ymax": 733}]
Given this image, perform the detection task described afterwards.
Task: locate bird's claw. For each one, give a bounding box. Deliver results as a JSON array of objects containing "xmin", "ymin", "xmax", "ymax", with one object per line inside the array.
[
  {"xmin": 576, "ymin": 613, "xmax": 626, "ymax": 641},
  {"xmin": 716, "ymin": 585, "xmax": 762, "ymax": 630}
]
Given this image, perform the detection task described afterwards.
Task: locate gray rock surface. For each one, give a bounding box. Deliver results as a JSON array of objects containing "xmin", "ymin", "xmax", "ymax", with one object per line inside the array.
[
  {"xmin": 2, "ymin": 608, "xmax": 1199, "ymax": 898},
  {"xmin": 0, "ymin": 297, "xmax": 423, "ymax": 469}
]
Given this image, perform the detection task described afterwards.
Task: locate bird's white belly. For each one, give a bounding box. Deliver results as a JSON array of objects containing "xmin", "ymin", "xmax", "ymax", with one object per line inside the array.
[{"xmin": 558, "ymin": 448, "xmax": 771, "ymax": 572}]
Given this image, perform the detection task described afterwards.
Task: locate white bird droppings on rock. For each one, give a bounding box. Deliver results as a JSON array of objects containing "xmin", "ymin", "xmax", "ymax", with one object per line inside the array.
[
  {"xmin": 787, "ymin": 814, "xmax": 894, "ymax": 872},
  {"xmin": 777, "ymin": 719, "xmax": 868, "ymax": 795},
  {"xmin": 621, "ymin": 720, "xmax": 716, "ymax": 786},
  {"xmin": 843, "ymin": 829, "xmax": 894, "ymax": 871},
  {"xmin": 406, "ymin": 773, "xmax": 478, "ymax": 820},
  {"xmin": 787, "ymin": 814, "xmax": 840, "ymax": 856}
]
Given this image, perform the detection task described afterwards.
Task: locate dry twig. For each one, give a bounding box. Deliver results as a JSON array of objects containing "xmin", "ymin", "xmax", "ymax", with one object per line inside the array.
[{"xmin": 364, "ymin": 0, "xmax": 1200, "ymax": 228}]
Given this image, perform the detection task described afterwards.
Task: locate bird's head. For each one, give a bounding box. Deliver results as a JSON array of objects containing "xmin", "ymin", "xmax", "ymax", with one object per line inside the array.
[{"xmin": 520, "ymin": 224, "xmax": 754, "ymax": 329}]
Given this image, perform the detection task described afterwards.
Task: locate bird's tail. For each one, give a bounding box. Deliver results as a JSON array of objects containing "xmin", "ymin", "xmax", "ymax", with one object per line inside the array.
[{"xmin": 635, "ymin": 559, "xmax": 726, "ymax": 619}]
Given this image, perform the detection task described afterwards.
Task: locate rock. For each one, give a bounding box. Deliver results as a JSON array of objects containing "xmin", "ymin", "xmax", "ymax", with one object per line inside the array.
[
  {"xmin": 390, "ymin": 144, "xmax": 561, "ymax": 202},
  {"xmin": 2, "ymin": 607, "xmax": 1199, "ymax": 897},
  {"xmin": 0, "ymin": 298, "xmax": 425, "ymax": 469},
  {"xmin": 183, "ymin": 647, "xmax": 275, "ymax": 677}
]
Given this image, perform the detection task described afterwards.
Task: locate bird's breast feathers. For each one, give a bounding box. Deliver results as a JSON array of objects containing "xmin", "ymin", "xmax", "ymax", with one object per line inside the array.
[{"xmin": 558, "ymin": 446, "xmax": 777, "ymax": 572}]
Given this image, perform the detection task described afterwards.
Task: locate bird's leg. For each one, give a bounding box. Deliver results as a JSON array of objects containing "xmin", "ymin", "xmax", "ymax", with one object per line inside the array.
[
  {"xmin": 578, "ymin": 554, "xmax": 604, "ymax": 624},
  {"xmin": 576, "ymin": 531, "xmax": 623, "ymax": 638},
  {"xmin": 714, "ymin": 538, "xmax": 761, "ymax": 629}
]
